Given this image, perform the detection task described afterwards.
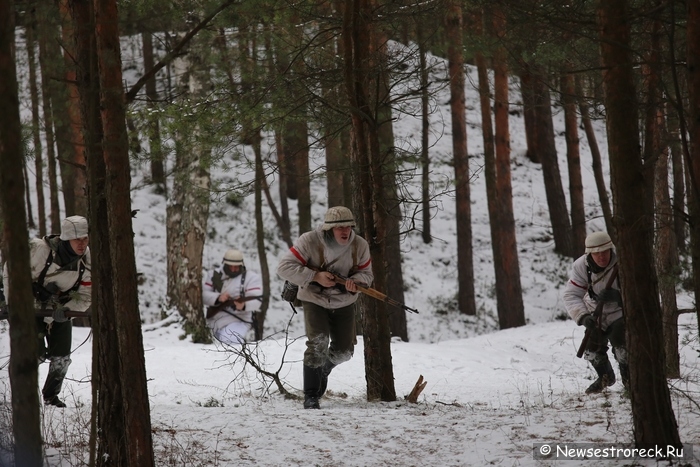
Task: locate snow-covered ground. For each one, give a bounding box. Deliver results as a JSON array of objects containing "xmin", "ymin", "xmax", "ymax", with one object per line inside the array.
[{"xmin": 1, "ymin": 37, "xmax": 699, "ymax": 466}]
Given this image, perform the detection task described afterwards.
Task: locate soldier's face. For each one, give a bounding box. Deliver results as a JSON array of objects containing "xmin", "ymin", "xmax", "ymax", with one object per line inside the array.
[
  {"xmin": 333, "ymin": 226, "xmax": 353, "ymax": 245},
  {"xmin": 69, "ymin": 236, "xmax": 89, "ymax": 255},
  {"xmin": 591, "ymin": 249, "xmax": 611, "ymax": 268}
]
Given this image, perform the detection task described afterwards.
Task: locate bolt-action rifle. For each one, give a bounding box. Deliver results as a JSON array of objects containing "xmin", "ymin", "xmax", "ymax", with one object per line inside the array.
[
  {"xmin": 0, "ymin": 305, "xmax": 91, "ymax": 321},
  {"xmin": 309, "ymin": 266, "xmax": 419, "ymax": 314},
  {"xmin": 206, "ymin": 296, "xmax": 263, "ymax": 319},
  {"xmin": 576, "ymin": 265, "xmax": 619, "ymax": 358}
]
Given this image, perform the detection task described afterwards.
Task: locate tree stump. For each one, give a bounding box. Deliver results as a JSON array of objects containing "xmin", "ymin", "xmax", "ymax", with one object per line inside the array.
[{"xmin": 406, "ymin": 375, "xmax": 427, "ymax": 403}]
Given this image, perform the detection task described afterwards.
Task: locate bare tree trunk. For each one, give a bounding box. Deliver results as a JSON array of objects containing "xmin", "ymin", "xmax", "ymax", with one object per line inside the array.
[
  {"xmin": 445, "ymin": 0, "xmax": 476, "ymax": 316},
  {"xmin": 0, "ymin": 1, "xmax": 43, "ymax": 461},
  {"xmin": 343, "ymin": 0, "xmax": 396, "ymax": 402},
  {"xmin": 23, "ymin": 165, "xmax": 35, "ymax": 229},
  {"xmin": 36, "ymin": 7, "xmax": 61, "ymax": 231},
  {"xmin": 26, "ymin": 15, "xmax": 47, "ymax": 236},
  {"xmin": 142, "ymin": 31, "xmax": 166, "ymax": 190},
  {"xmin": 561, "ymin": 71, "xmax": 585, "ymax": 252},
  {"xmin": 686, "ymin": 0, "xmax": 700, "ymax": 329},
  {"xmin": 58, "ymin": 0, "xmax": 87, "ymax": 216},
  {"xmin": 531, "ymin": 66, "xmax": 574, "ymax": 258},
  {"xmin": 654, "ymin": 114, "xmax": 681, "ymax": 378},
  {"xmin": 417, "ymin": 21, "xmax": 431, "ymax": 244},
  {"xmin": 518, "ymin": 67, "xmax": 539, "ymax": 163},
  {"xmin": 95, "ymin": 0, "xmax": 155, "ymax": 463},
  {"xmin": 576, "ymin": 75, "xmax": 614, "ymax": 237},
  {"xmin": 667, "ymin": 105, "xmax": 685, "ymax": 253},
  {"xmin": 38, "ymin": 0, "xmax": 78, "ymax": 217},
  {"xmin": 166, "ymin": 29, "xmax": 211, "ymax": 343},
  {"xmin": 598, "ymin": 0, "xmax": 681, "ymax": 448},
  {"xmin": 68, "ymin": 1, "xmax": 127, "ymax": 462},
  {"xmin": 489, "ymin": 7, "xmax": 525, "ymax": 329}
]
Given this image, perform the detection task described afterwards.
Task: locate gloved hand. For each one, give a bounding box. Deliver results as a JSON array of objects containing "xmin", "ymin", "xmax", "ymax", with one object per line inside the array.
[
  {"xmin": 52, "ymin": 306, "xmax": 70, "ymax": 323},
  {"xmin": 598, "ymin": 288, "xmax": 622, "ymax": 306},
  {"xmin": 581, "ymin": 314, "xmax": 597, "ymax": 331}
]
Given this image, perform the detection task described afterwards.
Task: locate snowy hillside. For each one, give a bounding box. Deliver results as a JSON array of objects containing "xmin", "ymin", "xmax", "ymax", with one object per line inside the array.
[{"xmin": 2, "ymin": 35, "xmax": 699, "ymax": 467}]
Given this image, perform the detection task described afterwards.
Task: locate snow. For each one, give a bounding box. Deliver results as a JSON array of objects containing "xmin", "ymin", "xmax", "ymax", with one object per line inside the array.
[{"xmin": 2, "ymin": 37, "xmax": 700, "ymax": 466}]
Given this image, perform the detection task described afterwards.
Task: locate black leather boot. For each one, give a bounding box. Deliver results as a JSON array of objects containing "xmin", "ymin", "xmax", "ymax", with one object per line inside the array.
[
  {"xmin": 303, "ymin": 365, "xmax": 322, "ymax": 409},
  {"xmin": 318, "ymin": 360, "xmax": 336, "ymax": 398},
  {"xmin": 585, "ymin": 359, "xmax": 616, "ymax": 394}
]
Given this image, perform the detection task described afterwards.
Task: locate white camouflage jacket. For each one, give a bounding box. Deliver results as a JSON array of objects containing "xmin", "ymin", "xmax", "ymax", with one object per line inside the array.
[
  {"xmin": 202, "ymin": 266, "xmax": 263, "ymax": 334},
  {"xmin": 563, "ymin": 252, "xmax": 622, "ymax": 330},
  {"xmin": 276, "ymin": 226, "xmax": 373, "ymax": 310},
  {"xmin": 2, "ymin": 236, "xmax": 92, "ymax": 322}
]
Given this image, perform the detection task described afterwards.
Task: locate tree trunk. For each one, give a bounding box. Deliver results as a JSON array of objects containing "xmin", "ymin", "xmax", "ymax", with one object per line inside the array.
[
  {"xmin": 94, "ymin": 0, "xmax": 156, "ymax": 463},
  {"xmin": 597, "ymin": 0, "xmax": 681, "ymax": 448},
  {"xmin": 343, "ymin": 0, "xmax": 396, "ymax": 402},
  {"xmin": 26, "ymin": 15, "xmax": 47, "ymax": 236},
  {"xmin": 667, "ymin": 105, "xmax": 685, "ymax": 253},
  {"xmin": 489, "ymin": 7, "xmax": 525, "ymax": 329},
  {"xmin": 531, "ymin": 66, "xmax": 574, "ymax": 258},
  {"xmin": 445, "ymin": 0, "xmax": 476, "ymax": 316},
  {"xmin": 23, "ymin": 165, "xmax": 35, "ymax": 229},
  {"xmin": 561, "ymin": 71, "xmax": 585, "ymax": 252},
  {"xmin": 58, "ymin": 0, "xmax": 88, "ymax": 216},
  {"xmin": 36, "ymin": 7, "xmax": 61, "ymax": 231},
  {"xmin": 687, "ymin": 0, "xmax": 700, "ymax": 329},
  {"xmin": 165, "ymin": 30, "xmax": 211, "ymax": 343},
  {"xmin": 654, "ymin": 115, "xmax": 681, "ymax": 378},
  {"xmin": 518, "ymin": 66, "xmax": 539, "ymax": 163},
  {"xmin": 68, "ymin": 1, "xmax": 128, "ymax": 462},
  {"xmin": 576, "ymin": 75, "xmax": 614, "ymax": 237},
  {"xmin": 142, "ymin": 31, "xmax": 166, "ymax": 190},
  {"xmin": 417, "ymin": 20, "xmax": 431, "ymax": 244},
  {"xmin": 0, "ymin": 0, "xmax": 43, "ymax": 461}
]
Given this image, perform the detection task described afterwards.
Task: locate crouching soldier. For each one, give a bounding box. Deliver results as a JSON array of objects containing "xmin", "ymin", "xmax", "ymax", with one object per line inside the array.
[
  {"xmin": 2, "ymin": 215, "xmax": 92, "ymax": 407},
  {"xmin": 564, "ymin": 231, "xmax": 628, "ymax": 394},
  {"xmin": 276, "ymin": 206, "xmax": 373, "ymax": 409}
]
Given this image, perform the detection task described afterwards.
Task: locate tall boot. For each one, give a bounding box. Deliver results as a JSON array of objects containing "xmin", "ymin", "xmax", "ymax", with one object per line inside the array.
[
  {"xmin": 585, "ymin": 358, "xmax": 616, "ymax": 394},
  {"xmin": 619, "ymin": 363, "xmax": 630, "ymax": 391},
  {"xmin": 303, "ymin": 365, "xmax": 322, "ymax": 409},
  {"xmin": 42, "ymin": 356, "xmax": 71, "ymax": 407},
  {"xmin": 318, "ymin": 360, "xmax": 336, "ymax": 398}
]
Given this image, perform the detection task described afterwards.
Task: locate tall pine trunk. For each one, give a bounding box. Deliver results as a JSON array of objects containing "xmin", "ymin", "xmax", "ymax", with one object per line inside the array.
[
  {"xmin": 445, "ymin": 0, "xmax": 476, "ymax": 316},
  {"xmin": 343, "ymin": 0, "xmax": 396, "ymax": 402},
  {"xmin": 687, "ymin": 0, "xmax": 700, "ymax": 329},
  {"xmin": 531, "ymin": 66, "xmax": 574, "ymax": 258},
  {"xmin": 0, "ymin": 1, "xmax": 43, "ymax": 462},
  {"xmin": 94, "ymin": 0, "xmax": 155, "ymax": 463},
  {"xmin": 576, "ymin": 76, "xmax": 614, "ymax": 236},
  {"xmin": 561, "ymin": 71, "xmax": 585, "ymax": 252},
  {"xmin": 26, "ymin": 17, "xmax": 47, "ymax": 236},
  {"xmin": 597, "ymin": 0, "xmax": 681, "ymax": 448},
  {"xmin": 490, "ymin": 7, "xmax": 525, "ymax": 329}
]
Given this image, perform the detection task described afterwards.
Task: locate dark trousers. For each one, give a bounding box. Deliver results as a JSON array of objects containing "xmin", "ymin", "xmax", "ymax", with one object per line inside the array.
[
  {"xmin": 302, "ymin": 301, "xmax": 356, "ymax": 368},
  {"xmin": 36, "ymin": 317, "xmax": 72, "ymax": 359},
  {"xmin": 584, "ymin": 317, "xmax": 627, "ymax": 365},
  {"xmin": 36, "ymin": 318, "xmax": 72, "ymax": 401}
]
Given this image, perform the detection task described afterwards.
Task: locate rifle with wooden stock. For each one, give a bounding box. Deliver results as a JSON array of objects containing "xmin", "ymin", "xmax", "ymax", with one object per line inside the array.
[
  {"xmin": 205, "ymin": 295, "xmax": 263, "ymax": 319},
  {"xmin": 576, "ymin": 265, "xmax": 619, "ymax": 358},
  {"xmin": 309, "ymin": 266, "xmax": 419, "ymax": 314}
]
